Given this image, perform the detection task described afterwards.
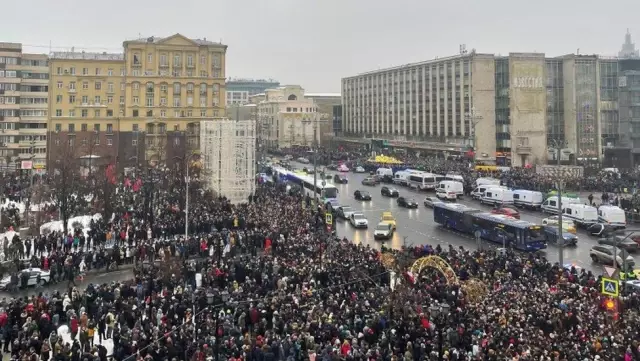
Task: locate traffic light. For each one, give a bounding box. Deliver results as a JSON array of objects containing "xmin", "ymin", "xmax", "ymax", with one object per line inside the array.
[{"xmin": 604, "ymin": 298, "xmax": 616, "ymax": 311}]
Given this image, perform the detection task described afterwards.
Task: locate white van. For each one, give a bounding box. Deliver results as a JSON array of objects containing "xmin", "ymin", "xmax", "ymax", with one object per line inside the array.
[
  {"xmin": 562, "ymin": 204, "xmax": 598, "ymax": 227},
  {"xmin": 480, "ymin": 188, "xmax": 514, "ymax": 206},
  {"xmin": 471, "ymin": 185, "xmax": 506, "ymax": 200},
  {"xmin": 445, "ymin": 174, "xmax": 464, "ymax": 182},
  {"xmin": 598, "ymin": 205, "xmax": 627, "ymax": 228},
  {"xmin": 393, "ymin": 171, "xmax": 411, "ymax": 185},
  {"xmin": 513, "ymin": 190, "xmax": 543, "ymax": 209},
  {"xmin": 376, "ymin": 168, "xmax": 393, "ymax": 178},
  {"xmin": 541, "ymin": 196, "xmax": 581, "ymax": 214},
  {"xmin": 436, "ymin": 181, "xmax": 464, "ymax": 200},
  {"xmin": 475, "ymin": 177, "xmax": 501, "ymax": 187}
]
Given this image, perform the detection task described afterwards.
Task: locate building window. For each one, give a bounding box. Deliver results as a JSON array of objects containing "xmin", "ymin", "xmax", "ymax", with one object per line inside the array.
[
  {"xmin": 173, "ymin": 83, "xmax": 181, "ymax": 94},
  {"xmin": 69, "ymin": 110, "xmax": 75, "ymax": 117},
  {"xmin": 132, "ymin": 83, "xmax": 139, "ymax": 91},
  {"xmin": 108, "ymin": 68, "xmax": 113, "ymax": 76},
  {"xmin": 119, "ymin": 96, "xmax": 125, "ymax": 105},
  {"xmin": 81, "ymin": 96, "xmax": 88, "ymax": 104},
  {"xmin": 82, "ymin": 68, "xmax": 88, "ymax": 75},
  {"xmin": 160, "ymin": 84, "xmax": 168, "ymax": 93},
  {"xmin": 173, "ymin": 98, "xmax": 181, "ymax": 107},
  {"xmin": 56, "ymin": 67, "xmax": 62, "ymax": 75},
  {"xmin": 148, "ymin": 53, "xmax": 153, "ymax": 62},
  {"xmin": 160, "ymin": 97, "xmax": 167, "ymax": 106},
  {"xmin": 55, "ymin": 109, "xmax": 62, "ymax": 117},
  {"xmin": 121, "ymin": 82, "xmax": 125, "ymax": 90},
  {"xmin": 200, "ymin": 97, "xmax": 206, "ymax": 107},
  {"xmin": 106, "ymin": 124, "xmax": 113, "ymax": 133},
  {"xmin": 56, "ymin": 95, "xmax": 62, "ymax": 103},
  {"xmin": 107, "ymin": 96, "xmax": 113, "ymax": 104},
  {"xmin": 200, "ymin": 71, "xmax": 207, "ymax": 77},
  {"xmin": 95, "ymin": 68, "xmax": 101, "ymax": 75},
  {"xmin": 93, "ymin": 124, "xmax": 100, "ymax": 132},
  {"xmin": 200, "ymin": 109, "xmax": 207, "ymax": 117},
  {"xmin": 94, "ymin": 110, "xmax": 100, "ymax": 117},
  {"xmin": 132, "ymin": 110, "xmax": 139, "ymax": 117},
  {"xmin": 200, "ymin": 55, "xmax": 206, "ymax": 64},
  {"xmin": 95, "ymin": 82, "xmax": 101, "ymax": 90},
  {"xmin": 69, "ymin": 67, "xmax": 75, "ymax": 75},
  {"xmin": 81, "ymin": 124, "xmax": 87, "ymax": 132},
  {"xmin": 187, "ymin": 96, "xmax": 193, "ymax": 106},
  {"xmin": 187, "ymin": 55, "xmax": 193, "ymax": 67},
  {"xmin": 133, "ymin": 53, "xmax": 140, "ymax": 65},
  {"xmin": 68, "ymin": 124, "xmax": 75, "ymax": 133},
  {"xmin": 160, "ymin": 110, "xmax": 166, "ymax": 117},
  {"xmin": 213, "ymin": 84, "xmax": 219, "ymax": 92},
  {"xmin": 160, "ymin": 54, "xmax": 168, "ymax": 66},
  {"xmin": 133, "ymin": 96, "xmax": 139, "ymax": 105},
  {"xmin": 82, "ymin": 82, "xmax": 88, "ymax": 90},
  {"xmin": 108, "ymin": 83, "xmax": 114, "ymax": 93},
  {"xmin": 94, "ymin": 96, "xmax": 101, "ymax": 104},
  {"xmin": 69, "ymin": 82, "xmax": 76, "ymax": 90},
  {"xmin": 146, "ymin": 110, "xmax": 153, "ymax": 117},
  {"xmin": 173, "ymin": 54, "xmax": 181, "ymax": 66},
  {"xmin": 213, "ymin": 70, "xmax": 220, "ymax": 78},
  {"xmin": 107, "ymin": 109, "xmax": 113, "ymax": 117},
  {"xmin": 81, "ymin": 109, "xmax": 88, "ymax": 118},
  {"xmin": 107, "ymin": 138, "xmax": 113, "ymax": 146},
  {"xmin": 94, "ymin": 137, "xmax": 100, "ymax": 145},
  {"xmin": 55, "ymin": 124, "xmax": 61, "ymax": 132}
]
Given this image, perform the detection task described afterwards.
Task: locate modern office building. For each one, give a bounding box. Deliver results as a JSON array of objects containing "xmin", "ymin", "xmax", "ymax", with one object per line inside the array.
[
  {"xmin": 226, "ymin": 78, "xmax": 279, "ymax": 105},
  {"xmin": 256, "ymin": 85, "xmax": 323, "ymax": 149},
  {"xmin": 47, "ymin": 33, "xmax": 227, "ymax": 170},
  {"xmin": 305, "ymin": 93, "xmax": 340, "ymax": 143},
  {"xmin": 341, "ymin": 46, "xmax": 630, "ymax": 166},
  {"xmin": 200, "ymin": 119, "xmax": 255, "ymax": 204},
  {"xmin": 0, "ymin": 42, "xmax": 49, "ymax": 172}
]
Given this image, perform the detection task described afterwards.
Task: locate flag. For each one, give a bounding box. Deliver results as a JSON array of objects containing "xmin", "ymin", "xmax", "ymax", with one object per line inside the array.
[
  {"xmin": 124, "ymin": 178, "xmax": 132, "ymax": 188},
  {"xmin": 133, "ymin": 178, "xmax": 142, "ymax": 192}
]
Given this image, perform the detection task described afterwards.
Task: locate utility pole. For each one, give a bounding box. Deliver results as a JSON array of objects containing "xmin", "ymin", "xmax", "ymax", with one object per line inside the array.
[
  {"xmin": 550, "ymin": 138, "xmax": 568, "ymax": 266},
  {"xmin": 465, "ymin": 107, "xmax": 483, "ymax": 159}
]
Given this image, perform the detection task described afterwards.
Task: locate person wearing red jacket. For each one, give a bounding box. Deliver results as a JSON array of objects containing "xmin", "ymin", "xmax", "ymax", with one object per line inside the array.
[{"xmin": 70, "ymin": 315, "xmax": 79, "ymax": 340}]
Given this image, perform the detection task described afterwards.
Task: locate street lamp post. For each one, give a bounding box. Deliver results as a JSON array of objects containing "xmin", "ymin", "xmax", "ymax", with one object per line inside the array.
[
  {"xmin": 549, "ymin": 139, "xmax": 569, "ymax": 266},
  {"xmin": 429, "ymin": 303, "xmax": 450, "ymax": 361},
  {"xmin": 302, "ymin": 115, "xmax": 319, "ymax": 204},
  {"xmin": 184, "ymin": 153, "xmax": 200, "ymax": 239},
  {"xmin": 465, "ymin": 107, "xmax": 483, "ymax": 159}
]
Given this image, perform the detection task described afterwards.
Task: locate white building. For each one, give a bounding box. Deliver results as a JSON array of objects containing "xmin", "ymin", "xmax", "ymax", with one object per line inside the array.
[
  {"xmin": 226, "ymin": 90, "xmax": 249, "ymax": 105},
  {"xmin": 200, "ymin": 119, "xmax": 256, "ymax": 204},
  {"xmin": 256, "ymin": 85, "xmax": 322, "ymax": 149}
]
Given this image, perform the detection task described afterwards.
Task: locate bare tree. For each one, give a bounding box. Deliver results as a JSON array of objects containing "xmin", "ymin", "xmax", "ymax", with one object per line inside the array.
[
  {"xmin": 49, "ymin": 139, "xmax": 88, "ymax": 235},
  {"xmin": 93, "ymin": 162, "xmax": 117, "ymax": 219}
]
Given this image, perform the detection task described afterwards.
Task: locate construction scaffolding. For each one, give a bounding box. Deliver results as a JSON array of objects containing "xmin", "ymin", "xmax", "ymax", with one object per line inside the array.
[{"xmin": 200, "ymin": 119, "xmax": 256, "ymax": 204}]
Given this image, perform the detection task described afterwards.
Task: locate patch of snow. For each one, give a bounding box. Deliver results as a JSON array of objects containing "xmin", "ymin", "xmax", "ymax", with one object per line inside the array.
[
  {"xmin": 57, "ymin": 325, "xmax": 113, "ymax": 357},
  {"xmin": 40, "ymin": 214, "xmax": 102, "ymax": 237}
]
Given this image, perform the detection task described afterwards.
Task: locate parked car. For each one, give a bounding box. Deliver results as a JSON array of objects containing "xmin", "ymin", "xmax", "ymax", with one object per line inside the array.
[
  {"xmin": 381, "ymin": 186, "xmax": 399, "ymax": 197},
  {"xmin": 380, "ymin": 212, "xmax": 397, "ymax": 230},
  {"xmin": 349, "ymin": 212, "xmax": 369, "ymax": 228},
  {"xmin": 544, "ymin": 227, "xmax": 578, "ymax": 247},
  {"xmin": 397, "ymin": 197, "xmax": 418, "ymax": 208},
  {"xmin": 491, "ymin": 207, "xmax": 520, "ymax": 219},
  {"xmin": 543, "ymin": 215, "xmax": 577, "ymax": 234},
  {"xmin": 598, "ymin": 236, "xmax": 640, "ymax": 253},
  {"xmin": 362, "ymin": 177, "xmax": 377, "ymax": 186},
  {"xmin": 336, "ymin": 206, "xmax": 355, "ymax": 220},
  {"xmin": 354, "ymin": 190, "xmax": 372, "ymax": 201},
  {"xmin": 354, "ymin": 166, "xmax": 366, "ymax": 173},
  {"xmin": 373, "ymin": 222, "xmax": 394, "ymax": 240},
  {"xmin": 333, "ymin": 174, "xmax": 348, "ymax": 184},
  {"xmin": 424, "ymin": 196, "xmax": 438, "ymax": 208},
  {"xmin": 0, "ymin": 268, "xmax": 50, "ymax": 290},
  {"xmin": 590, "ymin": 245, "xmax": 636, "ymax": 269}
]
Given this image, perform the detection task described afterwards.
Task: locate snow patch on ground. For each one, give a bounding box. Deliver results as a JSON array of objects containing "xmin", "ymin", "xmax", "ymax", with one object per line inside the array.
[{"xmin": 40, "ymin": 214, "xmax": 103, "ymax": 237}]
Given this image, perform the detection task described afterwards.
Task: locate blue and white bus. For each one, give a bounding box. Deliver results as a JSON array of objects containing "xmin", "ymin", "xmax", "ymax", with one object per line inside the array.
[
  {"xmin": 273, "ymin": 167, "xmax": 339, "ymax": 206},
  {"xmin": 433, "ymin": 203, "xmax": 547, "ymax": 251}
]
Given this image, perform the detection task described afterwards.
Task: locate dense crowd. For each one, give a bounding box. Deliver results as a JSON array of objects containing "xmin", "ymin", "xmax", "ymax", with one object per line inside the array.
[{"xmin": 0, "ymin": 172, "xmax": 638, "ymax": 361}]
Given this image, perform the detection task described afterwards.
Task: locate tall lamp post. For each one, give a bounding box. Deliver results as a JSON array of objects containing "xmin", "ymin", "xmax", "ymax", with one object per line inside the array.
[
  {"xmin": 184, "ymin": 152, "xmax": 201, "ymax": 239},
  {"xmin": 549, "ymin": 138, "xmax": 569, "ymax": 266},
  {"xmin": 429, "ymin": 303, "xmax": 450, "ymax": 361},
  {"xmin": 465, "ymin": 107, "xmax": 483, "ymax": 159},
  {"xmin": 302, "ymin": 114, "xmax": 319, "ymax": 203}
]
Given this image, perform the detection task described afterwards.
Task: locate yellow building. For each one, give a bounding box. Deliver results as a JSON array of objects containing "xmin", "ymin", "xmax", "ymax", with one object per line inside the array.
[
  {"xmin": 47, "ymin": 33, "xmax": 227, "ymax": 169},
  {"xmin": 122, "ymin": 34, "xmax": 226, "ymax": 165}
]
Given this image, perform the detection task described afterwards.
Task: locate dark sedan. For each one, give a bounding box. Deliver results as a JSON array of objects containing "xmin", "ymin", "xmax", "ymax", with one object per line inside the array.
[
  {"xmin": 381, "ymin": 186, "xmax": 399, "ymax": 197},
  {"xmin": 354, "ymin": 190, "xmax": 372, "ymax": 201},
  {"xmin": 333, "ymin": 174, "xmax": 348, "ymax": 184},
  {"xmin": 598, "ymin": 236, "xmax": 640, "ymax": 252},
  {"xmin": 397, "ymin": 197, "xmax": 418, "ymax": 208}
]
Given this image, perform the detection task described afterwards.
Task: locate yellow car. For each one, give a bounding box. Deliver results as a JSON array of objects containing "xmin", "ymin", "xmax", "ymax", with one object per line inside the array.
[
  {"xmin": 542, "ymin": 216, "xmax": 577, "ymax": 234},
  {"xmin": 380, "ymin": 211, "xmax": 397, "ymax": 230}
]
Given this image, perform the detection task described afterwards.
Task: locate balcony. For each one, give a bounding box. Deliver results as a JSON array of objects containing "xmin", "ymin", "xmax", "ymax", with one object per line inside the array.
[
  {"xmin": 78, "ymin": 102, "xmax": 108, "ymax": 108},
  {"xmin": 19, "ymin": 128, "xmax": 46, "ymax": 136},
  {"xmin": 515, "ymin": 145, "xmax": 532, "ymax": 154},
  {"xmin": 131, "ymin": 61, "xmax": 142, "ymax": 68}
]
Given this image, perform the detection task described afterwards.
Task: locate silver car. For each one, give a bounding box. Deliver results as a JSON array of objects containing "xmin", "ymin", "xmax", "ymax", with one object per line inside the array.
[
  {"xmin": 590, "ymin": 245, "xmax": 635, "ymax": 269},
  {"xmin": 0, "ymin": 268, "xmax": 50, "ymax": 290}
]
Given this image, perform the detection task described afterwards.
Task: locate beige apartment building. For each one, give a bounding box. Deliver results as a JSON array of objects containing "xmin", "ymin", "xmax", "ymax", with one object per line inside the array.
[{"xmin": 0, "ymin": 42, "xmax": 49, "ymax": 171}]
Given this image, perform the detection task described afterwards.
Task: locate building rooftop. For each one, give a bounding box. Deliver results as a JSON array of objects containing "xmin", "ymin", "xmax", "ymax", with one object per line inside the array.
[
  {"xmin": 124, "ymin": 34, "xmax": 226, "ymax": 48},
  {"xmin": 227, "ymin": 78, "xmax": 279, "ymax": 83},
  {"xmin": 50, "ymin": 51, "xmax": 124, "ymax": 61}
]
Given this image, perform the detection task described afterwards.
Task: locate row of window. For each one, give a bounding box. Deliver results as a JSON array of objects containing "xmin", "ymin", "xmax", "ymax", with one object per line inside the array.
[
  {"xmin": 55, "ymin": 80, "xmax": 222, "ymax": 93},
  {"xmin": 54, "ymin": 108, "xmax": 220, "ymax": 119},
  {"xmin": 131, "ymin": 52, "xmax": 221, "ymax": 67},
  {"xmin": 55, "ymin": 66, "xmax": 223, "ymax": 78},
  {"xmin": 55, "ymin": 137, "xmax": 114, "ymax": 147}
]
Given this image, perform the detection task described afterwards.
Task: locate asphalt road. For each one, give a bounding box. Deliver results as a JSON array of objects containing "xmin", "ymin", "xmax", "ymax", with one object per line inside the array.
[
  {"xmin": 288, "ymin": 162, "xmax": 635, "ymax": 274},
  {"xmin": 0, "ymin": 265, "xmax": 134, "ymax": 298}
]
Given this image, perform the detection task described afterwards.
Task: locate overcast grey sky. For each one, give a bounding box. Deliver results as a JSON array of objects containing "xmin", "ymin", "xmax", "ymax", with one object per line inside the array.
[{"xmin": 3, "ymin": 0, "xmax": 637, "ymax": 92}]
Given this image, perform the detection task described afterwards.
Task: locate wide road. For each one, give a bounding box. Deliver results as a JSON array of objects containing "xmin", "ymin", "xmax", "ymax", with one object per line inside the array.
[{"xmin": 290, "ymin": 162, "xmax": 636, "ymax": 273}]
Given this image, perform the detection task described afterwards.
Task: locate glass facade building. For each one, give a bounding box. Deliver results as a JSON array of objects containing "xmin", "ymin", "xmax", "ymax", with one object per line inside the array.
[
  {"xmin": 495, "ymin": 58, "xmax": 510, "ymax": 157},
  {"xmin": 545, "ymin": 59, "xmax": 564, "ymax": 145}
]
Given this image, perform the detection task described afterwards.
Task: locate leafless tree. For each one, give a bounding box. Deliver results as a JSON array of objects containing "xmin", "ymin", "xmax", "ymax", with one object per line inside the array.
[{"xmin": 48, "ymin": 140, "xmax": 88, "ymax": 235}]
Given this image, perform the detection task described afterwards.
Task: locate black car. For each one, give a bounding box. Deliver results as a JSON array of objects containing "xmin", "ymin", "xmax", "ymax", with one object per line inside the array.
[
  {"xmin": 397, "ymin": 197, "xmax": 418, "ymax": 208},
  {"xmin": 333, "ymin": 174, "xmax": 348, "ymax": 184},
  {"xmin": 381, "ymin": 186, "xmax": 399, "ymax": 197},
  {"xmin": 598, "ymin": 236, "xmax": 640, "ymax": 252},
  {"xmin": 354, "ymin": 190, "xmax": 372, "ymax": 201}
]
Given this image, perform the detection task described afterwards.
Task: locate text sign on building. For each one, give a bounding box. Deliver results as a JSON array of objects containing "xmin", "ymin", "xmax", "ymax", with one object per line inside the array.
[{"xmin": 513, "ymin": 77, "xmax": 543, "ymax": 89}]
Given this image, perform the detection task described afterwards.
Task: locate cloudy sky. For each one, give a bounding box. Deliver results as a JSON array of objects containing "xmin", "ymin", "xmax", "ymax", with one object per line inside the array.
[{"xmin": 2, "ymin": 0, "xmax": 637, "ymax": 92}]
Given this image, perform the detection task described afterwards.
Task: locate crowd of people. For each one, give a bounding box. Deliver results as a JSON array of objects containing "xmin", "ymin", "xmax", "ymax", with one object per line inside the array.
[
  {"xmin": 0, "ymin": 170, "xmax": 638, "ymax": 360},
  {"xmin": 1, "ymin": 147, "xmax": 640, "ymax": 360}
]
